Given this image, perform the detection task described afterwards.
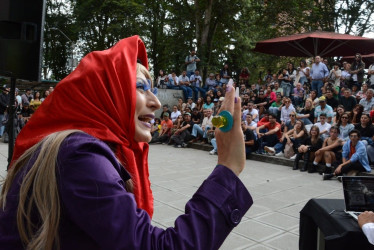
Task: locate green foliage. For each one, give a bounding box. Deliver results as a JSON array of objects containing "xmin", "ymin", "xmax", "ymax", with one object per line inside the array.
[{"xmin": 44, "ymin": 0, "xmax": 374, "ymax": 82}]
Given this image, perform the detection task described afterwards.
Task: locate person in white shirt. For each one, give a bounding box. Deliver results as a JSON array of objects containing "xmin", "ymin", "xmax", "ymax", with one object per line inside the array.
[
  {"xmin": 170, "ymin": 105, "xmax": 182, "ymax": 123},
  {"xmin": 245, "ymin": 113, "xmax": 257, "ymax": 138},
  {"xmin": 242, "ymin": 102, "xmax": 259, "ymax": 122},
  {"xmin": 280, "ymin": 97, "xmax": 295, "ymax": 125},
  {"xmin": 297, "ymin": 59, "xmax": 310, "ymax": 86},
  {"xmin": 359, "ymin": 211, "xmax": 374, "ymax": 245},
  {"xmin": 314, "ymin": 113, "xmax": 331, "ymax": 141},
  {"xmin": 190, "ymin": 108, "xmax": 213, "ymax": 143}
]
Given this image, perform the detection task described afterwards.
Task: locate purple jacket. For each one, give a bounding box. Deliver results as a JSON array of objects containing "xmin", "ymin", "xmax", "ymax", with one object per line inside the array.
[{"xmin": 0, "ymin": 133, "xmax": 252, "ymax": 249}]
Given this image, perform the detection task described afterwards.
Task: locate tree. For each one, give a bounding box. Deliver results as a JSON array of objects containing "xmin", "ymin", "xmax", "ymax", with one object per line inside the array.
[{"xmin": 44, "ymin": 0, "xmax": 76, "ymax": 80}]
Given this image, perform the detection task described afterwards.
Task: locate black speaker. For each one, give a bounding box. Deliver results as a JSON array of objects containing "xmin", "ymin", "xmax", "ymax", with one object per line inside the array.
[{"xmin": 0, "ymin": 0, "xmax": 46, "ymax": 81}]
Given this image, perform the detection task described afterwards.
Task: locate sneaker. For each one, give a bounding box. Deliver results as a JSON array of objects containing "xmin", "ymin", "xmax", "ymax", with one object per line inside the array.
[
  {"xmin": 322, "ymin": 173, "xmax": 334, "ymax": 181},
  {"xmin": 182, "ymin": 143, "xmax": 187, "ymax": 148},
  {"xmin": 264, "ymin": 146, "xmax": 275, "ymax": 155},
  {"xmin": 209, "ymin": 149, "xmax": 216, "ymax": 155},
  {"xmin": 176, "ymin": 145, "xmax": 182, "ymax": 148},
  {"xmin": 162, "ymin": 142, "xmax": 166, "ymax": 145},
  {"xmin": 290, "ymin": 154, "xmax": 297, "ymax": 160},
  {"xmin": 275, "ymin": 152, "xmax": 284, "ymax": 157}
]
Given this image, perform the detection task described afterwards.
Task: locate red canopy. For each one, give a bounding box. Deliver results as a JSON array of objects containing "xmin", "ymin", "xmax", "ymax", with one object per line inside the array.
[
  {"xmin": 253, "ymin": 31, "xmax": 374, "ymax": 57},
  {"xmin": 341, "ymin": 53, "xmax": 374, "ymax": 68}
]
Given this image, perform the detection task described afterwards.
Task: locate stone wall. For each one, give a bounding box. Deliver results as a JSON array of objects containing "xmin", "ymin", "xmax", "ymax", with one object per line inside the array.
[{"xmin": 155, "ymin": 89, "xmax": 184, "ymax": 117}]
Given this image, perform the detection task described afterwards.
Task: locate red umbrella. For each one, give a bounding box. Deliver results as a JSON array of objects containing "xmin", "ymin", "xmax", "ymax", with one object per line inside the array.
[
  {"xmin": 341, "ymin": 53, "xmax": 374, "ymax": 68},
  {"xmin": 253, "ymin": 31, "xmax": 374, "ymax": 57}
]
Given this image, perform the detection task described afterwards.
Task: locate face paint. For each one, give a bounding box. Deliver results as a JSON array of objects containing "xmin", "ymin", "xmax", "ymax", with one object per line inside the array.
[{"xmin": 136, "ymin": 78, "xmax": 158, "ymax": 95}]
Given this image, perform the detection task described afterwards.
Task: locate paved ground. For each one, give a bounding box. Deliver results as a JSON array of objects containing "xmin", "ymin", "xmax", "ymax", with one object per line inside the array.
[{"xmin": 0, "ymin": 143, "xmax": 344, "ymax": 249}]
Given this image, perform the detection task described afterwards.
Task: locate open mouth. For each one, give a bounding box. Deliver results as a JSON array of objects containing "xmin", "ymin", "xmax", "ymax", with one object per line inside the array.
[{"xmin": 138, "ymin": 114, "xmax": 154, "ymax": 128}]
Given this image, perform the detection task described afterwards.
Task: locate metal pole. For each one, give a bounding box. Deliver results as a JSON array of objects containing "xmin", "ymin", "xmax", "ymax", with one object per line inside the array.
[{"xmin": 7, "ymin": 77, "xmax": 16, "ymax": 169}]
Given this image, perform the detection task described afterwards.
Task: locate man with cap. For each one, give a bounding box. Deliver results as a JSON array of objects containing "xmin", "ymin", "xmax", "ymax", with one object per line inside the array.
[
  {"xmin": 0, "ymin": 85, "xmax": 10, "ymax": 137},
  {"xmin": 314, "ymin": 96, "xmax": 334, "ymax": 124},
  {"xmin": 170, "ymin": 112, "xmax": 193, "ymax": 148}
]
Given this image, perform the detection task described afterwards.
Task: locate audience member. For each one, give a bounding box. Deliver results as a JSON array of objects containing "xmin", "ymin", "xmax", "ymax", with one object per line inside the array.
[
  {"xmin": 292, "ymin": 82, "xmax": 305, "ymax": 108},
  {"xmin": 160, "ymin": 104, "xmax": 171, "ymax": 119},
  {"xmin": 280, "ymin": 97, "xmax": 295, "ymax": 125},
  {"xmin": 190, "ymin": 108, "xmax": 213, "ymax": 143},
  {"xmin": 356, "ymin": 83, "xmax": 368, "ymax": 101},
  {"xmin": 297, "ymin": 59, "xmax": 310, "ymax": 86},
  {"xmin": 170, "ymin": 112, "xmax": 193, "ymax": 148},
  {"xmin": 278, "ymin": 68, "xmax": 292, "ymax": 97},
  {"xmin": 268, "ymin": 93, "xmax": 282, "ymax": 117},
  {"xmin": 185, "ymin": 49, "xmax": 200, "ymax": 78},
  {"xmin": 297, "ymin": 98, "xmax": 314, "ymax": 125},
  {"xmin": 242, "ymin": 121, "xmax": 257, "ymax": 158},
  {"xmin": 21, "ymin": 89, "xmax": 33, "ymax": 106},
  {"xmin": 314, "ymin": 113, "xmax": 331, "ymax": 141},
  {"xmin": 294, "ymin": 125, "xmax": 323, "ymax": 172},
  {"xmin": 339, "ymin": 88, "xmax": 357, "ymax": 112},
  {"xmin": 337, "ymin": 112, "xmax": 354, "ymax": 141},
  {"xmin": 327, "ymin": 62, "xmax": 342, "ymax": 87},
  {"xmin": 325, "ymin": 89, "xmax": 339, "ymax": 111},
  {"xmin": 324, "ymin": 130, "xmax": 370, "ymax": 180},
  {"xmin": 349, "ymin": 53, "xmax": 365, "ymax": 87},
  {"xmin": 189, "ymin": 70, "xmax": 206, "ymax": 101},
  {"xmin": 313, "ymin": 126, "xmax": 343, "ymax": 174},
  {"xmin": 0, "ymin": 86, "xmax": 10, "ymax": 138},
  {"xmin": 314, "ymin": 96, "xmax": 333, "ymax": 123},
  {"xmin": 256, "ymin": 113, "xmax": 281, "ymax": 154},
  {"xmin": 220, "ymin": 64, "xmax": 231, "ymax": 84},
  {"xmin": 170, "ymin": 105, "xmax": 181, "ymax": 123},
  {"xmin": 310, "ymin": 56, "xmax": 329, "ymax": 97},
  {"xmin": 156, "ymin": 69, "xmax": 167, "ymax": 88},
  {"xmin": 243, "ymin": 102, "xmax": 259, "ymax": 122},
  {"xmin": 196, "ymin": 97, "xmax": 204, "ymax": 112},
  {"xmin": 155, "ymin": 113, "xmax": 174, "ymax": 144},
  {"xmin": 205, "ymin": 73, "xmax": 217, "ymax": 90},
  {"xmin": 350, "ymin": 104, "xmax": 364, "ymax": 124},
  {"xmin": 359, "ymin": 89, "xmax": 374, "ymax": 112},
  {"xmin": 178, "ymin": 71, "xmax": 193, "ymax": 101},
  {"xmin": 203, "ymin": 96, "xmax": 214, "ymax": 110}
]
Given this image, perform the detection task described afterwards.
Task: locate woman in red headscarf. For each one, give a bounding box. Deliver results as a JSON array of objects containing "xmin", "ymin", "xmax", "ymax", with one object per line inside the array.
[{"xmin": 0, "ymin": 36, "xmax": 252, "ymax": 249}]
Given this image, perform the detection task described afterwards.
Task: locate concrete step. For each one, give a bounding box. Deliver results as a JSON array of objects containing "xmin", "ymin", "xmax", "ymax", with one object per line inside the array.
[{"xmin": 187, "ymin": 142, "xmax": 374, "ymax": 176}]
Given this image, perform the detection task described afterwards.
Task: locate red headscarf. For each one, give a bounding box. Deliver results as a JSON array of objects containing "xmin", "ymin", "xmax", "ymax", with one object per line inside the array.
[{"xmin": 12, "ymin": 36, "xmax": 154, "ymax": 217}]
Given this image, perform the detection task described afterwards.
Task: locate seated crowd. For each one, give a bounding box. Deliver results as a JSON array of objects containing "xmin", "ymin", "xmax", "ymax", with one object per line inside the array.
[
  {"xmin": 0, "ymin": 85, "xmax": 54, "ymax": 142},
  {"xmin": 150, "ymin": 54, "xmax": 374, "ymax": 180}
]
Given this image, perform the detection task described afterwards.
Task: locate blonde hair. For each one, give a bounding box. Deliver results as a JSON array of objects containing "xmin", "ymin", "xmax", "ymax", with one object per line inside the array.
[
  {"xmin": 304, "ymin": 98, "xmax": 314, "ymax": 110},
  {"xmin": 0, "ymin": 129, "xmax": 82, "ymax": 250},
  {"xmin": 136, "ymin": 63, "xmax": 153, "ymax": 87}
]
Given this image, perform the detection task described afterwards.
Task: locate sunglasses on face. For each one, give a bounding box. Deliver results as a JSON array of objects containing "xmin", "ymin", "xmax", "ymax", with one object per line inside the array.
[{"xmin": 290, "ymin": 114, "xmax": 295, "ymax": 117}]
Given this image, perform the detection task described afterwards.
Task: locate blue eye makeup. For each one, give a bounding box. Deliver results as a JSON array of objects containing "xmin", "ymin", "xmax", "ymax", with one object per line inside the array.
[{"xmin": 136, "ymin": 78, "xmax": 158, "ymax": 95}]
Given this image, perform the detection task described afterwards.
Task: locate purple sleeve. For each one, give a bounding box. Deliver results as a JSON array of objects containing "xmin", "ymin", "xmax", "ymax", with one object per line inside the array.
[{"xmin": 57, "ymin": 134, "xmax": 252, "ymax": 249}]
